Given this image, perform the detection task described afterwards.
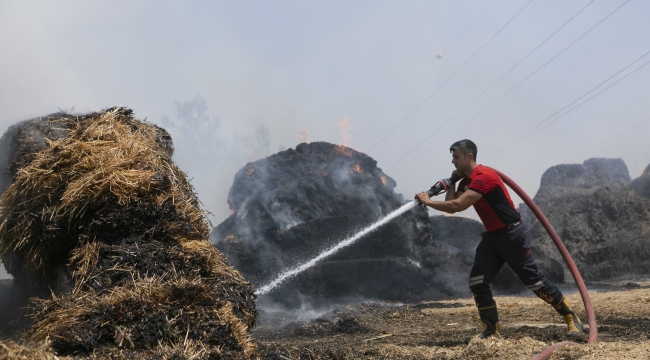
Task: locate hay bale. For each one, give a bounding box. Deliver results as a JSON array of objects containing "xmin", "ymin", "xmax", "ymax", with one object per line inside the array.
[{"xmin": 0, "ymin": 108, "xmax": 257, "ymax": 359}]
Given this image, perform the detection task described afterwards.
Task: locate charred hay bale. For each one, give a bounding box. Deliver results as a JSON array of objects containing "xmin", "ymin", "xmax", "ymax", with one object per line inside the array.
[
  {"xmin": 214, "ymin": 141, "xmax": 464, "ymax": 308},
  {"xmin": 0, "ymin": 108, "xmax": 257, "ymax": 359},
  {"xmin": 520, "ymin": 158, "xmax": 650, "ymax": 282},
  {"xmin": 631, "ymin": 162, "xmax": 650, "ymax": 199},
  {"xmin": 28, "ymin": 277, "xmax": 256, "ymax": 358}
]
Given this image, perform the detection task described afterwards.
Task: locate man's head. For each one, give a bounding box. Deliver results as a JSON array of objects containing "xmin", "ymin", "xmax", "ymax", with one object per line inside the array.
[{"xmin": 449, "ymin": 139, "xmax": 477, "ymax": 175}]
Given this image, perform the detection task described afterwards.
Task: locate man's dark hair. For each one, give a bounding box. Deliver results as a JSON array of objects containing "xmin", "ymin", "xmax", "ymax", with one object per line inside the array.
[{"xmin": 449, "ymin": 139, "xmax": 477, "ymax": 161}]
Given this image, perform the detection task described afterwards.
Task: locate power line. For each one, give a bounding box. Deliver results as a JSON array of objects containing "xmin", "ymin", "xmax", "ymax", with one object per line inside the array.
[
  {"xmin": 529, "ymin": 56, "xmax": 650, "ymax": 135},
  {"xmin": 596, "ymin": 115, "xmax": 650, "ymax": 147},
  {"xmin": 450, "ymin": 0, "xmax": 499, "ymax": 45},
  {"xmin": 440, "ymin": 0, "xmax": 631, "ymax": 141},
  {"xmin": 368, "ymin": 0, "xmax": 535, "ymax": 152},
  {"xmin": 384, "ymin": 0, "xmax": 596, "ymax": 170},
  {"xmin": 389, "ymin": 0, "xmax": 631, "ymax": 172},
  {"xmin": 509, "ymin": 49, "xmax": 650, "ymax": 145},
  {"xmin": 441, "ymin": 0, "xmax": 597, "ymax": 131},
  {"xmin": 358, "ymin": 0, "xmax": 498, "ymax": 133}
]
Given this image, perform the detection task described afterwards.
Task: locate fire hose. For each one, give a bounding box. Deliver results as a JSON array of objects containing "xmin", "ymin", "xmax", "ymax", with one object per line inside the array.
[{"xmin": 428, "ymin": 169, "xmax": 597, "ymax": 359}]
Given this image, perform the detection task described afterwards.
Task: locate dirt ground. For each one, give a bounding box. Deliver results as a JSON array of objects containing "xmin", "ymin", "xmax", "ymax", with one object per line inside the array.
[{"xmin": 254, "ymin": 280, "xmax": 650, "ymax": 359}]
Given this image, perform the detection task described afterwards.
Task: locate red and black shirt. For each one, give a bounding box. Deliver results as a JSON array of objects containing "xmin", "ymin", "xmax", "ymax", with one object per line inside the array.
[{"xmin": 457, "ymin": 164, "xmax": 520, "ymax": 232}]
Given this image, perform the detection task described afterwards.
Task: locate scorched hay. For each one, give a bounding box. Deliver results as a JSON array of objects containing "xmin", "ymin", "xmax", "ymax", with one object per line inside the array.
[{"xmin": 0, "ymin": 108, "xmax": 257, "ymax": 359}]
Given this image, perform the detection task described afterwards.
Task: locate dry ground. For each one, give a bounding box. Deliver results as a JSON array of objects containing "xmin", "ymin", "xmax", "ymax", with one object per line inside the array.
[{"xmin": 255, "ymin": 281, "xmax": 650, "ymax": 359}]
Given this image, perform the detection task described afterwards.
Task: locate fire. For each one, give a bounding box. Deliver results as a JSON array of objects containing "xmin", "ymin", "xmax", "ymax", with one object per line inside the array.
[
  {"xmin": 338, "ymin": 117, "xmax": 353, "ymax": 147},
  {"xmin": 224, "ymin": 235, "xmax": 238, "ymax": 242},
  {"xmin": 300, "ymin": 129, "xmax": 310, "ymax": 143},
  {"xmin": 353, "ymin": 164, "xmax": 364, "ymax": 174},
  {"xmin": 380, "ymin": 175, "xmax": 389, "ymax": 185},
  {"xmin": 245, "ymin": 166, "xmax": 255, "ymax": 175},
  {"xmin": 334, "ymin": 144, "xmax": 354, "ymax": 156}
]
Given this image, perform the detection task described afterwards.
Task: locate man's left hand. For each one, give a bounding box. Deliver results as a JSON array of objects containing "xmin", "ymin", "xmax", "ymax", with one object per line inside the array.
[{"xmin": 415, "ymin": 192, "xmax": 431, "ymax": 206}]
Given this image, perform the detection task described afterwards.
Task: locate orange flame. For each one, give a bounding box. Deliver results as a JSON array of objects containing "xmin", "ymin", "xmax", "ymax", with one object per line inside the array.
[
  {"xmin": 334, "ymin": 145, "xmax": 354, "ymax": 156},
  {"xmin": 353, "ymin": 164, "xmax": 363, "ymax": 174},
  {"xmin": 245, "ymin": 166, "xmax": 255, "ymax": 175},
  {"xmin": 300, "ymin": 129, "xmax": 310, "ymax": 143},
  {"xmin": 380, "ymin": 175, "xmax": 389, "ymax": 185}
]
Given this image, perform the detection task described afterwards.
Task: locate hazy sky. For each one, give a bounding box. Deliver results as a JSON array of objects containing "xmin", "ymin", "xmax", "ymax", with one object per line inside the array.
[{"xmin": 2, "ymin": 0, "xmax": 650, "ymax": 229}]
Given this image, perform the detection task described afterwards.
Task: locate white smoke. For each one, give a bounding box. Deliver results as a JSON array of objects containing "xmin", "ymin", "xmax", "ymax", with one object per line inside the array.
[{"xmin": 159, "ymin": 94, "xmax": 271, "ymax": 223}]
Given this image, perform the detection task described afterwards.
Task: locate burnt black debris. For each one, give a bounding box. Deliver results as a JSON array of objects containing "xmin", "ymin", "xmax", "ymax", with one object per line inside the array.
[
  {"xmin": 0, "ymin": 108, "xmax": 258, "ymax": 359},
  {"xmin": 213, "ymin": 142, "xmax": 482, "ymax": 309}
]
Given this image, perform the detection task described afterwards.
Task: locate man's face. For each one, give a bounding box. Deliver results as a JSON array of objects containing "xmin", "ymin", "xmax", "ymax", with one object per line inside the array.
[{"xmin": 451, "ymin": 149, "xmax": 471, "ymax": 170}]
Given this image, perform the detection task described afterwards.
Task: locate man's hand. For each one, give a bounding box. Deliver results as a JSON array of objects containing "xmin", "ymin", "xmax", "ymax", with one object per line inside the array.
[
  {"xmin": 452, "ymin": 169, "xmax": 464, "ymax": 178},
  {"xmin": 415, "ymin": 192, "xmax": 431, "ymax": 206}
]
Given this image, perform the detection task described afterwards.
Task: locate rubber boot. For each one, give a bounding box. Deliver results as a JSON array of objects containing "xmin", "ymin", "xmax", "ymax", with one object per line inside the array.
[
  {"xmin": 553, "ymin": 297, "xmax": 583, "ymax": 337},
  {"xmin": 478, "ymin": 305, "xmax": 500, "ymax": 339}
]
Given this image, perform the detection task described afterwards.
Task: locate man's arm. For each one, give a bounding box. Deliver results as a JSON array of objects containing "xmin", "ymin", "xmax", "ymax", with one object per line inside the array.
[
  {"xmin": 444, "ymin": 170, "xmax": 465, "ymax": 201},
  {"xmin": 415, "ymin": 189, "xmax": 482, "ymax": 214},
  {"xmin": 445, "ymin": 184, "xmax": 461, "ymax": 201}
]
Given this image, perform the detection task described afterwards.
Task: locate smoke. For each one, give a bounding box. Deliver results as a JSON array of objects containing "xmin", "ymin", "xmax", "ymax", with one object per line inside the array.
[
  {"xmin": 0, "ymin": 266, "xmax": 9, "ymax": 279},
  {"xmin": 299, "ymin": 129, "xmax": 310, "ymax": 143},
  {"xmin": 338, "ymin": 117, "xmax": 353, "ymax": 147},
  {"xmin": 159, "ymin": 94, "xmax": 271, "ymax": 222},
  {"xmin": 256, "ymin": 293, "xmax": 383, "ymax": 327}
]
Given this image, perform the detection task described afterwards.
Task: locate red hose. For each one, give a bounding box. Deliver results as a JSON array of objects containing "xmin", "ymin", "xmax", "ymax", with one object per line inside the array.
[
  {"xmin": 489, "ymin": 168, "xmax": 597, "ymax": 358},
  {"xmin": 530, "ymin": 341, "xmax": 576, "ymax": 360}
]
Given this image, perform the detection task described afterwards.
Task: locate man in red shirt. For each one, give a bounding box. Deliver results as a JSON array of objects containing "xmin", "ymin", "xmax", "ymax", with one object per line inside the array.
[{"xmin": 415, "ymin": 139, "xmax": 582, "ymax": 339}]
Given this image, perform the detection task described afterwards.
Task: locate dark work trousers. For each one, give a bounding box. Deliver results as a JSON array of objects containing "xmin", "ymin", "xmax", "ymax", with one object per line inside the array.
[{"xmin": 469, "ymin": 224, "xmax": 563, "ymax": 309}]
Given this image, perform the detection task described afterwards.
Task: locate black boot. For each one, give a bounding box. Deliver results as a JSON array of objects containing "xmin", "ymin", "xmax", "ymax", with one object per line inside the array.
[
  {"xmin": 478, "ymin": 305, "xmax": 500, "ymax": 339},
  {"xmin": 553, "ymin": 297, "xmax": 583, "ymax": 337}
]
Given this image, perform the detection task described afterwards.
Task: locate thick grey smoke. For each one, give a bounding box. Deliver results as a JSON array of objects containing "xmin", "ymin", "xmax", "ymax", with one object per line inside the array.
[{"xmin": 159, "ymin": 94, "xmax": 271, "ymax": 223}]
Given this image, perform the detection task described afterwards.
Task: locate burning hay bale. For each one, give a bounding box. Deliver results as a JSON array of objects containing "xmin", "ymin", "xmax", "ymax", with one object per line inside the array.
[
  {"xmin": 213, "ymin": 141, "xmax": 468, "ymax": 309},
  {"xmin": 0, "ymin": 108, "xmax": 257, "ymax": 358}
]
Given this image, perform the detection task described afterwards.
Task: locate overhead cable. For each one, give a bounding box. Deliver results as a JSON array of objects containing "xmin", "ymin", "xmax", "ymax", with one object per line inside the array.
[
  {"xmin": 511, "ymin": 48, "xmax": 650, "ymax": 144},
  {"xmin": 368, "ymin": 0, "xmax": 535, "ymax": 152},
  {"xmin": 385, "ymin": 0, "xmax": 596, "ymax": 169},
  {"xmin": 526, "ymin": 56, "xmax": 650, "ymax": 136},
  {"xmin": 438, "ymin": 0, "xmax": 631, "ymax": 141},
  {"xmin": 389, "ymin": 0, "xmax": 631, "ymax": 172}
]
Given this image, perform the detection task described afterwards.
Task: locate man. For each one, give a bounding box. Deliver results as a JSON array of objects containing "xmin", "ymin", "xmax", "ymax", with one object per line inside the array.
[{"xmin": 414, "ymin": 139, "xmax": 582, "ymax": 339}]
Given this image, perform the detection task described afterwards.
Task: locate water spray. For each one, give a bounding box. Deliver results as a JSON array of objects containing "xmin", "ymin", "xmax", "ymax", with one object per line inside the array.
[
  {"xmin": 255, "ymin": 200, "xmax": 416, "ymax": 296},
  {"xmin": 255, "ymin": 174, "xmax": 462, "ymax": 296}
]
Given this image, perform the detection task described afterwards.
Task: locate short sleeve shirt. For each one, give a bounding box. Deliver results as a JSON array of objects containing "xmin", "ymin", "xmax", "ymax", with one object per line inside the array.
[{"xmin": 457, "ymin": 164, "xmax": 520, "ymax": 231}]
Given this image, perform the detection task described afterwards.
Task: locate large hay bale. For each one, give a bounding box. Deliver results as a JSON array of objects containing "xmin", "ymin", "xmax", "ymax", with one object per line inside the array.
[{"xmin": 0, "ymin": 108, "xmax": 257, "ymax": 359}]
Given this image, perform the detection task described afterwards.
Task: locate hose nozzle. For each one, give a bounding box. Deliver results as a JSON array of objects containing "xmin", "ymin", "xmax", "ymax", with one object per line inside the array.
[{"xmin": 426, "ymin": 173, "xmax": 462, "ymax": 197}]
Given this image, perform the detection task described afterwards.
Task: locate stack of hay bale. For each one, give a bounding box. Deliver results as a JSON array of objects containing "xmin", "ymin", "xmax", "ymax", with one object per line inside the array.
[{"xmin": 0, "ymin": 108, "xmax": 258, "ymax": 359}]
